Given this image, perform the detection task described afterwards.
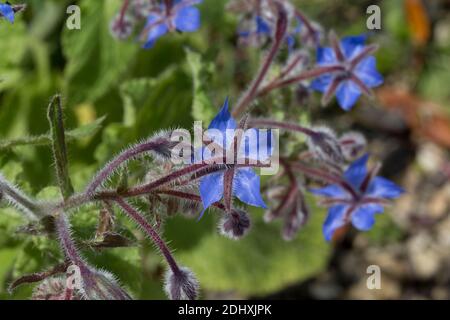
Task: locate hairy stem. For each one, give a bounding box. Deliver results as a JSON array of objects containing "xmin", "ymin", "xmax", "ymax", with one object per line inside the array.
[
  {"xmin": 118, "ymin": 0, "xmax": 130, "ymax": 24},
  {"xmin": 249, "ymin": 118, "xmax": 317, "ymax": 137},
  {"xmin": 289, "ymin": 161, "xmax": 359, "ymax": 199},
  {"xmin": 59, "ymin": 160, "xmax": 268, "ymax": 213},
  {"xmin": 85, "ymin": 138, "xmax": 170, "ymax": 195},
  {"xmin": 0, "ymin": 175, "xmax": 44, "ymax": 219},
  {"xmin": 256, "ymin": 65, "xmax": 344, "ymax": 97},
  {"xmin": 232, "ymin": 3, "xmax": 288, "ymax": 117},
  {"xmin": 294, "ymin": 8, "xmax": 319, "ymax": 46},
  {"xmin": 156, "ymin": 190, "xmax": 226, "ymax": 211},
  {"xmin": 114, "ymin": 198, "xmax": 181, "ymax": 275},
  {"xmin": 55, "ymin": 212, "xmax": 85, "ymax": 267}
]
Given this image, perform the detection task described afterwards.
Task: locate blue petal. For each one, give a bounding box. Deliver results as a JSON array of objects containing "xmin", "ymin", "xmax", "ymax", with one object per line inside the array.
[
  {"xmin": 316, "ymin": 47, "xmax": 336, "ymax": 65},
  {"xmin": 143, "ymin": 14, "xmax": 168, "ymax": 48},
  {"xmin": 309, "ymin": 184, "xmax": 347, "ymax": 198},
  {"xmin": 199, "ymin": 172, "xmax": 224, "ymax": 218},
  {"xmin": 323, "ymin": 205, "xmax": 348, "ymax": 241},
  {"xmin": 340, "ymin": 35, "xmax": 367, "ymax": 59},
  {"xmin": 344, "ymin": 154, "xmax": 369, "ymax": 189},
  {"xmin": 354, "ymin": 56, "xmax": 383, "ymax": 88},
  {"xmin": 233, "ymin": 168, "xmax": 267, "ymax": 208},
  {"xmin": 351, "ymin": 203, "xmax": 384, "ymax": 231},
  {"xmin": 206, "ymin": 98, "xmax": 237, "ymax": 152},
  {"xmin": 0, "ymin": 4, "xmax": 14, "ymax": 23},
  {"xmin": 174, "ymin": 6, "xmax": 201, "ymax": 32},
  {"xmin": 256, "ymin": 16, "xmax": 271, "ymax": 35},
  {"xmin": 335, "ymin": 79, "xmax": 361, "ymax": 111},
  {"xmin": 310, "ymin": 74, "xmax": 333, "ymax": 93},
  {"xmin": 238, "ymin": 30, "xmax": 250, "ymax": 38},
  {"xmin": 367, "ymin": 177, "xmax": 404, "ymax": 199},
  {"xmin": 208, "ymin": 97, "xmax": 237, "ymax": 132}
]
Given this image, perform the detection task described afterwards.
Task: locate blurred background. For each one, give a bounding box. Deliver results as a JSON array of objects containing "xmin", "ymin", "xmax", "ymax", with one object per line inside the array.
[{"xmin": 0, "ymin": 0, "xmax": 449, "ymax": 299}]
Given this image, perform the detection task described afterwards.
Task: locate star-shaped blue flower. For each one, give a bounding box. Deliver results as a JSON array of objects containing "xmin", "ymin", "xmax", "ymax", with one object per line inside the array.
[
  {"xmin": 311, "ymin": 34, "xmax": 383, "ymax": 111},
  {"xmin": 141, "ymin": 0, "xmax": 202, "ymax": 49},
  {"xmin": 198, "ymin": 98, "xmax": 273, "ymax": 218},
  {"xmin": 310, "ymin": 154, "xmax": 404, "ymax": 241},
  {"xmin": 0, "ymin": 3, "xmax": 14, "ymax": 23}
]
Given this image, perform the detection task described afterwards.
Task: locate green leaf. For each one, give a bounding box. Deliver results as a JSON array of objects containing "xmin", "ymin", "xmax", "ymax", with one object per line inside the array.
[
  {"xmin": 47, "ymin": 95, "xmax": 74, "ymax": 199},
  {"xmin": 119, "ymin": 67, "xmax": 193, "ymax": 136},
  {"xmin": 0, "ymin": 20, "xmax": 28, "ymax": 92},
  {"xmin": 35, "ymin": 186, "xmax": 62, "ymax": 202},
  {"xmin": 176, "ymin": 203, "xmax": 330, "ymax": 296},
  {"xmin": 0, "ymin": 248, "xmax": 18, "ymax": 294},
  {"xmin": 62, "ymin": 0, "xmax": 138, "ymax": 105},
  {"xmin": 185, "ymin": 48, "xmax": 216, "ymax": 123}
]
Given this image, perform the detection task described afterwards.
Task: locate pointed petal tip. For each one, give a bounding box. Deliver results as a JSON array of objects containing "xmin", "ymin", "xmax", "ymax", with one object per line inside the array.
[{"xmin": 197, "ymin": 209, "xmax": 206, "ymax": 221}]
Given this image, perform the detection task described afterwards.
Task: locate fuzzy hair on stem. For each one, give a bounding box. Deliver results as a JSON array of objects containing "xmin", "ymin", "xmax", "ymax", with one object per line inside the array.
[
  {"xmin": 85, "ymin": 130, "xmax": 175, "ymax": 196},
  {"xmin": 113, "ymin": 198, "xmax": 182, "ymax": 277},
  {"xmin": 0, "ymin": 174, "xmax": 46, "ymax": 220}
]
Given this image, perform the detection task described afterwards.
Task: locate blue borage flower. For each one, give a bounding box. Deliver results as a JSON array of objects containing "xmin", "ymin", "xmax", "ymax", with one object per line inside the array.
[
  {"xmin": 310, "ymin": 154, "xmax": 404, "ymax": 241},
  {"xmin": 0, "ymin": 2, "xmax": 14, "ymax": 23},
  {"xmin": 197, "ymin": 98, "xmax": 273, "ymax": 219},
  {"xmin": 141, "ymin": 0, "xmax": 202, "ymax": 49},
  {"xmin": 311, "ymin": 34, "xmax": 383, "ymax": 111}
]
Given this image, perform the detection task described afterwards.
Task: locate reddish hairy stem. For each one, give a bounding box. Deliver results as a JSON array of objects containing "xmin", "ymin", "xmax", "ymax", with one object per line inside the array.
[
  {"xmin": 278, "ymin": 53, "xmax": 306, "ymax": 80},
  {"xmin": 114, "ymin": 198, "xmax": 181, "ymax": 275},
  {"xmin": 118, "ymin": 0, "xmax": 130, "ymax": 24},
  {"xmin": 55, "ymin": 213, "xmax": 85, "ymax": 267},
  {"xmin": 289, "ymin": 161, "xmax": 359, "ymax": 200},
  {"xmin": 257, "ymin": 65, "xmax": 344, "ymax": 97},
  {"xmin": 117, "ymin": 163, "xmax": 213, "ymax": 197},
  {"xmin": 268, "ymin": 160, "xmax": 298, "ymax": 220},
  {"xmin": 248, "ymin": 118, "xmax": 317, "ymax": 137},
  {"xmin": 85, "ymin": 138, "xmax": 170, "ymax": 195},
  {"xmin": 61, "ymin": 160, "xmax": 269, "ymax": 213},
  {"xmin": 232, "ymin": 3, "xmax": 288, "ymax": 117},
  {"xmin": 294, "ymin": 9, "xmax": 318, "ymax": 46},
  {"xmin": 156, "ymin": 190, "xmax": 226, "ymax": 211}
]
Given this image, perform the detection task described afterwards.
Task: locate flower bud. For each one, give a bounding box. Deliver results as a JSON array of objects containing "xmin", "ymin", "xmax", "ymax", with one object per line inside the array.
[
  {"xmin": 219, "ymin": 209, "xmax": 251, "ymax": 240},
  {"xmin": 307, "ymin": 126, "xmax": 344, "ymax": 166},
  {"xmin": 150, "ymin": 130, "xmax": 182, "ymax": 162},
  {"xmin": 75, "ymin": 266, "xmax": 132, "ymax": 300},
  {"xmin": 339, "ymin": 132, "xmax": 367, "ymax": 161},
  {"xmin": 282, "ymin": 198, "xmax": 309, "ymax": 241},
  {"xmin": 164, "ymin": 266, "xmax": 199, "ymax": 300}
]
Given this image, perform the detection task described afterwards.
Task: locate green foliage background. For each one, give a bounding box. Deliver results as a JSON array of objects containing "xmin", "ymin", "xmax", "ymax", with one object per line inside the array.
[{"xmin": 0, "ymin": 0, "xmax": 446, "ymax": 299}]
